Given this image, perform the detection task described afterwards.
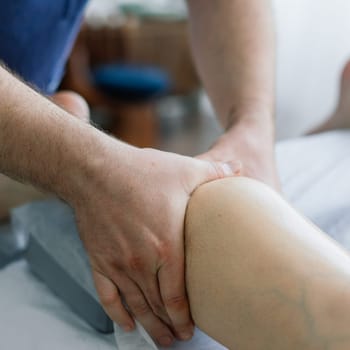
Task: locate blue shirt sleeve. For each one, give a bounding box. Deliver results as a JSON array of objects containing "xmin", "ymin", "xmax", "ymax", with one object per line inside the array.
[{"xmin": 0, "ymin": 0, "xmax": 88, "ymax": 94}]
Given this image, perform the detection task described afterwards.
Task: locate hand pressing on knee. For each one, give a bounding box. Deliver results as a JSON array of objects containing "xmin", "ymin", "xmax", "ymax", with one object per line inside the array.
[
  {"xmin": 77, "ymin": 148, "xmax": 241, "ymax": 348},
  {"xmin": 197, "ymin": 114, "xmax": 280, "ymax": 191}
]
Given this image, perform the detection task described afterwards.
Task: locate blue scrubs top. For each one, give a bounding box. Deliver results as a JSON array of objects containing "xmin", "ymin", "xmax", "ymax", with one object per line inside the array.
[{"xmin": 0, "ymin": 0, "xmax": 88, "ymax": 94}]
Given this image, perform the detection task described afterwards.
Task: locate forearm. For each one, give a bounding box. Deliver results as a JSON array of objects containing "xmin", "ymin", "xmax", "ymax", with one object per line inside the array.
[
  {"xmin": 185, "ymin": 177, "xmax": 350, "ymax": 349},
  {"xmin": 187, "ymin": 0, "xmax": 275, "ymax": 129},
  {"xmin": 0, "ymin": 66, "xmax": 130, "ymax": 204},
  {"xmin": 188, "ymin": 1, "xmax": 278, "ymax": 188}
]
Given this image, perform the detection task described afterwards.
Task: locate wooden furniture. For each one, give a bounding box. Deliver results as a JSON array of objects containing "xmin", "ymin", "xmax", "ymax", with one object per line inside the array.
[{"xmin": 60, "ymin": 17, "xmax": 199, "ymax": 148}]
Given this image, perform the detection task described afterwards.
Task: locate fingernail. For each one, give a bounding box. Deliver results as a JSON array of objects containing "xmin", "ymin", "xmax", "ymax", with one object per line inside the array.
[
  {"xmin": 123, "ymin": 324, "xmax": 134, "ymax": 332},
  {"xmin": 179, "ymin": 331, "xmax": 193, "ymax": 341},
  {"xmin": 159, "ymin": 335, "xmax": 174, "ymax": 347},
  {"xmin": 222, "ymin": 161, "xmax": 241, "ymax": 176}
]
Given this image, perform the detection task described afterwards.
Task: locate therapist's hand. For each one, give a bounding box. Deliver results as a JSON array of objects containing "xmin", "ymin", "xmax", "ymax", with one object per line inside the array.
[
  {"xmin": 198, "ymin": 116, "xmax": 280, "ymax": 190},
  {"xmin": 74, "ymin": 146, "xmax": 240, "ymax": 347}
]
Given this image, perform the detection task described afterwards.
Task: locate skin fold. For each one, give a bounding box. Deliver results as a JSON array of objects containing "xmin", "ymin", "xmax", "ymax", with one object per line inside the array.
[{"xmin": 185, "ymin": 177, "xmax": 350, "ymax": 350}]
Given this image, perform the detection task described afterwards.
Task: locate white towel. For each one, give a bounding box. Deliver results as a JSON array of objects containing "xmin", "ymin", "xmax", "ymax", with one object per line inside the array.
[{"xmin": 114, "ymin": 321, "xmax": 226, "ymax": 350}]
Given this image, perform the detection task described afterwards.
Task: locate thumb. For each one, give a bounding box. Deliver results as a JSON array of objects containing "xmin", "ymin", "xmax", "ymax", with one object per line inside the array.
[
  {"xmin": 183, "ymin": 159, "xmax": 242, "ymax": 195},
  {"xmin": 211, "ymin": 160, "xmax": 242, "ymax": 177},
  {"xmin": 197, "ymin": 160, "xmax": 242, "ymax": 184}
]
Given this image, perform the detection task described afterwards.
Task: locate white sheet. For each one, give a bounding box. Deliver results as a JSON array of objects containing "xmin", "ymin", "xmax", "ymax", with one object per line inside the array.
[{"xmin": 1, "ymin": 131, "xmax": 350, "ymax": 350}]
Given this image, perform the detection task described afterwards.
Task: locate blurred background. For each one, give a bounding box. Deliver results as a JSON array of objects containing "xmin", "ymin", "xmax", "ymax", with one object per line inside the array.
[
  {"xmin": 2, "ymin": 0, "xmax": 350, "ymax": 279},
  {"xmin": 57, "ymin": 0, "xmax": 350, "ymax": 155}
]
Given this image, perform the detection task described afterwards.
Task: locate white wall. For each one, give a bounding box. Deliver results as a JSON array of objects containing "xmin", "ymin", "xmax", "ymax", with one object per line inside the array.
[{"xmin": 274, "ymin": 0, "xmax": 350, "ymax": 138}]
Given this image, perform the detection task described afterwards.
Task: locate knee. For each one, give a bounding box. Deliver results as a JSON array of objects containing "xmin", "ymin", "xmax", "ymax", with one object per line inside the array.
[
  {"xmin": 184, "ymin": 176, "xmax": 279, "ymax": 300},
  {"xmin": 185, "ymin": 176, "xmax": 275, "ymax": 243}
]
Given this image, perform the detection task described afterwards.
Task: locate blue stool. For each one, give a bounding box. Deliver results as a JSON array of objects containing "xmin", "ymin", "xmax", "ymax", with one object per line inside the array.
[{"xmin": 93, "ymin": 63, "xmax": 171, "ymax": 101}]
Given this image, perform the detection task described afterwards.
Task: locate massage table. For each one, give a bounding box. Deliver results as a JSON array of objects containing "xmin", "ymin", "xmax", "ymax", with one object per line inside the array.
[{"xmin": 1, "ymin": 131, "xmax": 350, "ymax": 349}]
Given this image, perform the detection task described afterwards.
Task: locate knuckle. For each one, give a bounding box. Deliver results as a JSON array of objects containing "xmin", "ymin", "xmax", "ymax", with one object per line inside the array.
[
  {"xmin": 127, "ymin": 255, "xmax": 145, "ymax": 272},
  {"xmin": 157, "ymin": 241, "xmax": 173, "ymax": 261},
  {"xmin": 143, "ymin": 288, "xmax": 166, "ymax": 318},
  {"xmin": 99, "ymin": 290, "xmax": 119, "ymax": 307},
  {"xmin": 130, "ymin": 300, "xmax": 150, "ymax": 317},
  {"xmin": 164, "ymin": 294, "xmax": 187, "ymax": 311},
  {"xmin": 150, "ymin": 300, "xmax": 165, "ymax": 318}
]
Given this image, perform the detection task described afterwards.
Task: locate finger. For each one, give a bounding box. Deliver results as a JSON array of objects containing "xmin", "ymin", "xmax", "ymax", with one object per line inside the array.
[
  {"xmin": 182, "ymin": 159, "xmax": 242, "ymax": 196},
  {"xmin": 158, "ymin": 253, "xmax": 194, "ymax": 341},
  {"xmin": 92, "ymin": 270, "xmax": 135, "ymax": 332},
  {"xmin": 204, "ymin": 160, "xmax": 242, "ymax": 179},
  {"xmin": 137, "ymin": 275, "xmax": 173, "ymax": 326},
  {"xmin": 117, "ymin": 273, "xmax": 175, "ymax": 347}
]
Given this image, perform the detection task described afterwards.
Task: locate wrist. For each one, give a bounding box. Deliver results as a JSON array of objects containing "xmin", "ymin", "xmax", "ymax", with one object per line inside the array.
[
  {"xmin": 224, "ymin": 100, "xmax": 274, "ymax": 132},
  {"xmin": 55, "ymin": 124, "xmax": 135, "ymax": 208},
  {"xmin": 209, "ymin": 110, "xmax": 275, "ymax": 164},
  {"xmin": 201, "ymin": 106, "xmax": 279, "ymax": 188},
  {"xmin": 224, "ymin": 111, "xmax": 275, "ymax": 148}
]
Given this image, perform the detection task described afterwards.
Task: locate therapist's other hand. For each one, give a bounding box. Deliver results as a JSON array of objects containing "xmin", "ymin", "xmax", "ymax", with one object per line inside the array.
[
  {"xmin": 74, "ymin": 146, "xmax": 240, "ymax": 347},
  {"xmin": 198, "ymin": 115, "xmax": 280, "ymax": 190}
]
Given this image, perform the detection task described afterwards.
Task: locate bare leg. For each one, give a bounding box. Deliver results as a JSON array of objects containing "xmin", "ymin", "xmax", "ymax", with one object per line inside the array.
[
  {"xmin": 311, "ymin": 60, "xmax": 350, "ymax": 134},
  {"xmin": 185, "ymin": 177, "xmax": 350, "ymax": 350},
  {"xmin": 0, "ymin": 91, "xmax": 89, "ymax": 221}
]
